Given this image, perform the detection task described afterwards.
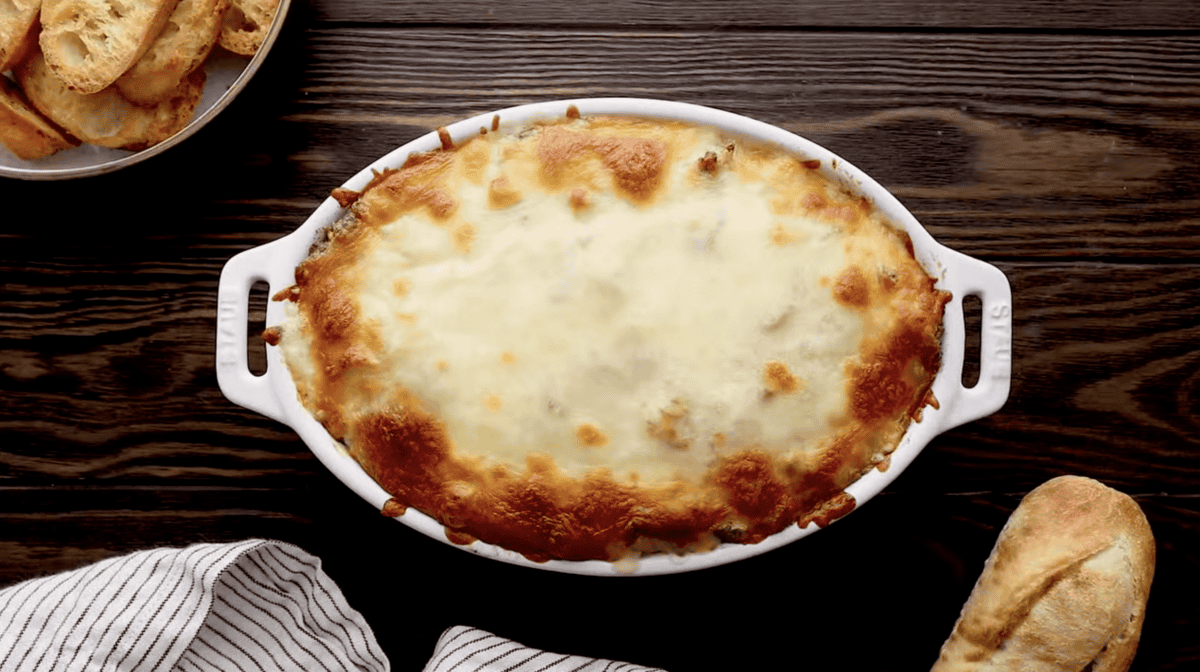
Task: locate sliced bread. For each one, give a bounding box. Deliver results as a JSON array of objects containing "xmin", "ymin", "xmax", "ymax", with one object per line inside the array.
[
  {"xmin": 217, "ymin": 0, "xmax": 277, "ymax": 56},
  {"xmin": 116, "ymin": 0, "xmax": 228, "ymax": 104},
  {"xmin": 38, "ymin": 0, "xmax": 179, "ymax": 94},
  {"xmin": 0, "ymin": 73, "xmax": 78, "ymax": 159},
  {"xmin": 17, "ymin": 49, "xmax": 203, "ymax": 150},
  {"xmin": 0, "ymin": 0, "xmax": 41, "ymax": 73}
]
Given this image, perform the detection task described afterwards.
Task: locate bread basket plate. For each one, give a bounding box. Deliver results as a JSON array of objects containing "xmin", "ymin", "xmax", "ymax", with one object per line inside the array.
[
  {"xmin": 0, "ymin": 0, "xmax": 290, "ymax": 180},
  {"xmin": 216, "ymin": 98, "xmax": 1013, "ymax": 576}
]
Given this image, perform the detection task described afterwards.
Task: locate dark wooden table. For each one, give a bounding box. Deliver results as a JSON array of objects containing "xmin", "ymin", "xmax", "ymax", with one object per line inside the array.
[{"xmin": 3, "ymin": 1, "xmax": 1199, "ymax": 669}]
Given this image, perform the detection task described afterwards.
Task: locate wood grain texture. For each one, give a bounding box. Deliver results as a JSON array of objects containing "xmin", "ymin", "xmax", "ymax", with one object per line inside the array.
[
  {"xmin": 5, "ymin": 30, "xmax": 1200, "ymax": 259},
  {"xmin": 308, "ymin": 0, "xmax": 1200, "ymax": 31},
  {"xmin": 212, "ymin": 28, "xmax": 1200, "ymax": 260}
]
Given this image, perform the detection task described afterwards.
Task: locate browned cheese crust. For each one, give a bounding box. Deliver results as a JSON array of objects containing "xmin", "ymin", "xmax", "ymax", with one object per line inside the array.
[{"xmin": 272, "ymin": 113, "xmax": 951, "ymax": 563}]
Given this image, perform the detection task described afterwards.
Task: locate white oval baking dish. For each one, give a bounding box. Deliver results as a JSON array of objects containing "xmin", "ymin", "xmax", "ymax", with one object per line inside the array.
[{"xmin": 216, "ymin": 98, "xmax": 1012, "ymax": 576}]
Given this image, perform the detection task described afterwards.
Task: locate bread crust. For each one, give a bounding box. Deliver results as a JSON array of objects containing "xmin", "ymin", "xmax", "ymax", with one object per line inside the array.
[
  {"xmin": 17, "ymin": 50, "xmax": 203, "ymax": 150},
  {"xmin": 0, "ymin": 74, "xmax": 78, "ymax": 159},
  {"xmin": 38, "ymin": 0, "xmax": 179, "ymax": 94},
  {"xmin": 116, "ymin": 0, "xmax": 229, "ymax": 104},
  {"xmin": 931, "ymin": 475, "xmax": 1155, "ymax": 672},
  {"xmin": 217, "ymin": 0, "xmax": 278, "ymax": 55},
  {"xmin": 0, "ymin": 0, "xmax": 41, "ymax": 73}
]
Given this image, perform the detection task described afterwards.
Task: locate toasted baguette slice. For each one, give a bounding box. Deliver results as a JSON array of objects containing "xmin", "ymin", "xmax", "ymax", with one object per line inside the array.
[
  {"xmin": 116, "ymin": 0, "xmax": 228, "ymax": 104},
  {"xmin": 0, "ymin": 0, "xmax": 41, "ymax": 72},
  {"xmin": 931, "ymin": 476, "xmax": 1155, "ymax": 672},
  {"xmin": 217, "ymin": 0, "xmax": 278, "ymax": 56},
  {"xmin": 39, "ymin": 0, "xmax": 178, "ymax": 94},
  {"xmin": 0, "ymin": 74, "xmax": 78, "ymax": 159},
  {"xmin": 17, "ymin": 50, "xmax": 203, "ymax": 150}
]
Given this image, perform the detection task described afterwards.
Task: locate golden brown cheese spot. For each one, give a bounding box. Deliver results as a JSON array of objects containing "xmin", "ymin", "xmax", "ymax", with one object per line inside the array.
[
  {"xmin": 381, "ymin": 498, "xmax": 407, "ymax": 517},
  {"xmin": 315, "ymin": 288, "xmax": 356, "ymax": 339},
  {"xmin": 847, "ymin": 349, "xmax": 918, "ymax": 426},
  {"xmin": 537, "ymin": 126, "xmax": 589, "ymax": 175},
  {"xmin": 850, "ymin": 361, "xmax": 904, "ymax": 422},
  {"xmin": 339, "ymin": 345, "xmax": 373, "ymax": 372},
  {"xmin": 392, "ymin": 278, "xmax": 411, "ymax": 296},
  {"xmin": 272, "ymin": 285, "xmax": 300, "ymax": 302},
  {"xmin": 354, "ymin": 405, "xmax": 454, "ymax": 496},
  {"xmin": 500, "ymin": 351, "xmax": 517, "ymax": 365},
  {"xmin": 436, "ymin": 359, "xmax": 450, "ymax": 372},
  {"xmin": 536, "ymin": 127, "xmax": 668, "ymax": 202},
  {"xmin": 491, "ymin": 115, "xmax": 500, "ymax": 132},
  {"xmin": 569, "ymin": 188, "xmax": 591, "ymax": 212},
  {"xmin": 879, "ymin": 268, "xmax": 899, "ymax": 293},
  {"xmin": 261, "ymin": 326, "xmax": 282, "ymax": 346},
  {"xmin": 331, "ymin": 187, "xmax": 360, "ymax": 208},
  {"xmin": 714, "ymin": 451, "xmax": 786, "ymax": 524},
  {"xmin": 441, "ymin": 480, "xmax": 479, "ymax": 529},
  {"xmin": 437, "ymin": 126, "xmax": 454, "ymax": 151},
  {"xmin": 646, "ymin": 400, "xmax": 691, "ymax": 450},
  {"xmin": 595, "ymin": 136, "xmax": 667, "ymax": 201},
  {"xmin": 770, "ymin": 184, "xmax": 832, "ymax": 218},
  {"xmin": 769, "ymin": 222, "xmax": 803, "ymax": 246},
  {"xmin": 453, "ymin": 223, "xmax": 477, "ymax": 254},
  {"xmin": 576, "ymin": 423, "xmax": 608, "ymax": 447},
  {"xmin": 763, "ymin": 361, "xmax": 801, "ymax": 394},
  {"xmin": 459, "ymin": 140, "xmax": 491, "ymax": 184},
  {"xmin": 445, "ymin": 528, "xmax": 478, "ymax": 546},
  {"xmin": 780, "ymin": 187, "xmax": 868, "ymax": 230},
  {"xmin": 698, "ymin": 151, "xmax": 718, "ymax": 175},
  {"xmin": 827, "ymin": 205, "xmax": 859, "ymax": 225},
  {"xmin": 833, "ymin": 266, "xmax": 870, "ymax": 308},
  {"xmin": 802, "ymin": 159, "xmax": 821, "ymax": 170},
  {"xmin": 876, "ymin": 454, "xmax": 892, "ymax": 472},
  {"xmin": 798, "ymin": 491, "xmax": 856, "ymax": 528},
  {"xmin": 358, "ymin": 152, "xmax": 458, "ymax": 225},
  {"xmin": 421, "ymin": 187, "xmax": 456, "ymax": 220},
  {"xmin": 488, "ymin": 177, "xmax": 523, "ymax": 209},
  {"xmin": 565, "ymin": 104, "xmax": 581, "ymax": 120},
  {"xmin": 845, "ymin": 278, "xmax": 950, "ymax": 425},
  {"xmin": 485, "ymin": 395, "xmax": 503, "ymax": 411}
]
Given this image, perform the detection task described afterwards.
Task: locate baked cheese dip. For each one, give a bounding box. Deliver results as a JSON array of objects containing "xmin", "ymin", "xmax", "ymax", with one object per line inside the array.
[{"xmin": 267, "ymin": 108, "xmax": 951, "ymax": 564}]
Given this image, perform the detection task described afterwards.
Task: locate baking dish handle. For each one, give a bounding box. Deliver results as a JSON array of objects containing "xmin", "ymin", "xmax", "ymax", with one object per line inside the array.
[
  {"xmin": 216, "ymin": 241, "xmax": 290, "ymax": 425},
  {"xmin": 937, "ymin": 249, "xmax": 1013, "ymax": 431}
]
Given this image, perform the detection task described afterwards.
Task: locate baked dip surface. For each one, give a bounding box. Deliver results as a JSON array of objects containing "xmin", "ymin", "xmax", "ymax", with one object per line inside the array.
[{"xmin": 268, "ymin": 111, "xmax": 951, "ymax": 564}]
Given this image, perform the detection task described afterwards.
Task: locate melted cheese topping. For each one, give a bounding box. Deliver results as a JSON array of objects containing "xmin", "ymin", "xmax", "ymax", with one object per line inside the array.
[{"xmin": 272, "ymin": 114, "xmax": 950, "ymax": 563}]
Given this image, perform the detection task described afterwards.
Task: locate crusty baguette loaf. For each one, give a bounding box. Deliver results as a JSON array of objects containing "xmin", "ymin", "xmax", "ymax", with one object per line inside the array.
[
  {"xmin": 217, "ymin": 0, "xmax": 278, "ymax": 56},
  {"xmin": 931, "ymin": 476, "xmax": 1155, "ymax": 672},
  {"xmin": 0, "ymin": 0, "xmax": 41, "ymax": 72},
  {"xmin": 116, "ymin": 0, "xmax": 228, "ymax": 104},
  {"xmin": 17, "ymin": 50, "xmax": 203, "ymax": 150},
  {"xmin": 38, "ymin": 0, "xmax": 179, "ymax": 94},
  {"xmin": 0, "ymin": 73, "xmax": 78, "ymax": 159}
]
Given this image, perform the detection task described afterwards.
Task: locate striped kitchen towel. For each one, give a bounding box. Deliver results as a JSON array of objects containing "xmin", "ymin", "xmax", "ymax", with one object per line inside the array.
[
  {"xmin": 0, "ymin": 539, "xmax": 387, "ymax": 672},
  {"xmin": 422, "ymin": 626, "xmax": 666, "ymax": 672},
  {"xmin": 0, "ymin": 540, "xmax": 665, "ymax": 672}
]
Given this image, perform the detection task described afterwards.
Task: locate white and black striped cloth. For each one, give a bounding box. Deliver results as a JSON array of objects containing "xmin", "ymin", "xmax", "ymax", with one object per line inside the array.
[
  {"xmin": 0, "ymin": 540, "xmax": 666, "ymax": 672},
  {"xmin": 422, "ymin": 627, "xmax": 666, "ymax": 672}
]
